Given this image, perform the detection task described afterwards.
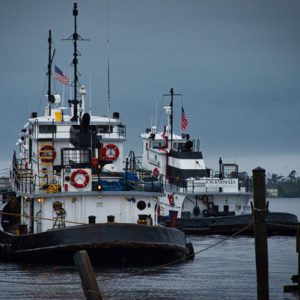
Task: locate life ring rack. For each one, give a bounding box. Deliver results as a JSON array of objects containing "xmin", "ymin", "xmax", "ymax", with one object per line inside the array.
[
  {"xmin": 101, "ymin": 144, "xmax": 120, "ymax": 161},
  {"xmin": 70, "ymin": 169, "xmax": 90, "ymax": 189},
  {"xmin": 153, "ymin": 167, "xmax": 160, "ymax": 177},
  {"xmin": 39, "ymin": 144, "xmax": 56, "ymax": 163},
  {"xmin": 168, "ymin": 193, "xmax": 175, "ymax": 206}
]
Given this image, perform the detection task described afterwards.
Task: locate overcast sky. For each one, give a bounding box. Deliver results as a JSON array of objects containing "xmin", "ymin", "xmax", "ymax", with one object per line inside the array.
[{"xmin": 0, "ymin": 0, "xmax": 300, "ymax": 177}]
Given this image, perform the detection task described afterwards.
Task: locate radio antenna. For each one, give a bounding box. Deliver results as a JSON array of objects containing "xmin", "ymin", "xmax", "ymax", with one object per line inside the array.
[{"xmin": 106, "ymin": 0, "xmax": 111, "ymax": 115}]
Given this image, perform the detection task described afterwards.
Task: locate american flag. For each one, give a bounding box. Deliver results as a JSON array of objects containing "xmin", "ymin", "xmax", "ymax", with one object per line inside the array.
[
  {"xmin": 54, "ymin": 66, "xmax": 69, "ymax": 85},
  {"xmin": 181, "ymin": 106, "xmax": 188, "ymax": 130}
]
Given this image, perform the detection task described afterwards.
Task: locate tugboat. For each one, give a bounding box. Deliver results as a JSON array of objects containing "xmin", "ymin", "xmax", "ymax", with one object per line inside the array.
[
  {"xmin": 139, "ymin": 89, "xmax": 298, "ymax": 236},
  {"xmin": 0, "ymin": 4, "xmax": 192, "ymax": 265}
]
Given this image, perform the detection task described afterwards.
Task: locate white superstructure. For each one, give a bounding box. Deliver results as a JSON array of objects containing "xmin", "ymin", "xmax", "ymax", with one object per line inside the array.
[{"xmin": 139, "ymin": 90, "xmax": 252, "ymax": 220}]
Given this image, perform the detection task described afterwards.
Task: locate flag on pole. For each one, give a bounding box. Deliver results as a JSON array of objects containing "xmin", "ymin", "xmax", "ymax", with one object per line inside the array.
[
  {"xmin": 54, "ymin": 65, "xmax": 69, "ymax": 85},
  {"xmin": 181, "ymin": 106, "xmax": 188, "ymax": 130}
]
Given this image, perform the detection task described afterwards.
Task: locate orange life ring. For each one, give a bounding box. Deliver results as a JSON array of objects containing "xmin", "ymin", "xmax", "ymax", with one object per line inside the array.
[
  {"xmin": 70, "ymin": 169, "xmax": 90, "ymax": 189},
  {"xmin": 101, "ymin": 144, "xmax": 120, "ymax": 161},
  {"xmin": 153, "ymin": 167, "xmax": 160, "ymax": 177},
  {"xmin": 168, "ymin": 193, "xmax": 175, "ymax": 206},
  {"xmin": 39, "ymin": 145, "xmax": 56, "ymax": 163}
]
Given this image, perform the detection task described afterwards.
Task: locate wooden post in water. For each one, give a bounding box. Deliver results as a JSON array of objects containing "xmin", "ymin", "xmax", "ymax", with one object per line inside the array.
[
  {"xmin": 283, "ymin": 223, "xmax": 300, "ymax": 294},
  {"xmin": 253, "ymin": 167, "xmax": 269, "ymax": 300},
  {"xmin": 297, "ymin": 223, "xmax": 300, "ymax": 294},
  {"xmin": 73, "ymin": 250, "xmax": 103, "ymax": 300}
]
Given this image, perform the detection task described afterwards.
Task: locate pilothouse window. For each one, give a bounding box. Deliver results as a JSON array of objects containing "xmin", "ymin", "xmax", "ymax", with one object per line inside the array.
[
  {"xmin": 62, "ymin": 148, "xmax": 91, "ymax": 168},
  {"xmin": 39, "ymin": 125, "xmax": 57, "ymax": 134},
  {"xmin": 173, "ymin": 143, "xmax": 185, "ymax": 151},
  {"xmin": 152, "ymin": 141, "xmax": 167, "ymax": 149},
  {"xmin": 96, "ymin": 125, "xmax": 112, "ymax": 134}
]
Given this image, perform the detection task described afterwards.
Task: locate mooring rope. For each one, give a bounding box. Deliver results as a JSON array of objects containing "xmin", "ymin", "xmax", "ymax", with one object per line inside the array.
[
  {"xmin": 266, "ymin": 222, "xmax": 298, "ymax": 229},
  {"xmin": 0, "ymin": 211, "xmax": 86, "ymax": 225}
]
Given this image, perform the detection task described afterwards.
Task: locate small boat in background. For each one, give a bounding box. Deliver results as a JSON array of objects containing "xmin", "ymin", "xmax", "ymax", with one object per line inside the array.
[
  {"xmin": 137, "ymin": 88, "xmax": 298, "ymax": 236},
  {"xmin": 0, "ymin": 4, "xmax": 193, "ymax": 266}
]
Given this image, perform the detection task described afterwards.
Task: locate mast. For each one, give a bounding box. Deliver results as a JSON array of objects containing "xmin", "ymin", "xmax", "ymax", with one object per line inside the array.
[
  {"xmin": 163, "ymin": 88, "xmax": 181, "ymax": 151},
  {"xmin": 47, "ymin": 30, "xmax": 55, "ymax": 116},
  {"xmin": 65, "ymin": 3, "xmax": 89, "ymax": 122},
  {"xmin": 170, "ymin": 88, "xmax": 174, "ymax": 151},
  {"xmin": 106, "ymin": 0, "xmax": 111, "ymax": 115},
  {"xmin": 72, "ymin": 3, "xmax": 79, "ymax": 121}
]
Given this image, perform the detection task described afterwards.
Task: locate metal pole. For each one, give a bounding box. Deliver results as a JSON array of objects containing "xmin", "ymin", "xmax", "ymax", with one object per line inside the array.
[
  {"xmin": 253, "ymin": 167, "xmax": 269, "ymax": 300},
  {"xmin": 47, "ymin": 30, "xmax": 52, "ymax": 116}
]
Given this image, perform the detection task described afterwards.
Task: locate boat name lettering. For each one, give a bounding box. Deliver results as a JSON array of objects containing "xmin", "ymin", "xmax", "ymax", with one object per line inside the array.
[{"xmin": 207, "ymin": 179, "xmax": 235, "ymax": 185}]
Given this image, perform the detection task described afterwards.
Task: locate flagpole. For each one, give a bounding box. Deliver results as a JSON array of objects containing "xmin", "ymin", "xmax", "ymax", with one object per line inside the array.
[
  {"xmin": 62, "ymin": 65, "xmax": 68, "ymax": 107},
  {"xmin": 69, "ymin": 65, "xmax": 72, "ymax": 115}
]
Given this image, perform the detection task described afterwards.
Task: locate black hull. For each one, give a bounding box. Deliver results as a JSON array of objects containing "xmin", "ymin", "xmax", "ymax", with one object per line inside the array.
[
  {"xmin": 176, "ymin": 212, "xmax": 298, "ymax": 236},
  {"xmin": 0, "ymin": 223, "xmax": 189, "ymax": 266}
]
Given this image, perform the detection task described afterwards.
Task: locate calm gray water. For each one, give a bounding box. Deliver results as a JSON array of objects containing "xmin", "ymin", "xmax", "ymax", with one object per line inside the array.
[{"xmin": 0, "ymin": 198, "xmax": 299, "ymax": 300}]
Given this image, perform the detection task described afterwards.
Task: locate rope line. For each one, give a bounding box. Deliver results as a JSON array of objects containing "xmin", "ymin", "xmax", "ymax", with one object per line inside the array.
[
  {"xmin": 253, "ymin": 207, "xmax": 268, "ymax": 212},
  {"xmin": 0, "ymin": 211, "xmax": 87, "ymax": 225},
  {"xmin": 191, "ymin": 221, "xmax": 254, "ymax": 257},
  {"xmin": 266, "ymin": 222, "xmax": 298, "ymax": 229},
  {"xmin": 0, "ymin": 278, "xmax": 79, "ymax": 285}
]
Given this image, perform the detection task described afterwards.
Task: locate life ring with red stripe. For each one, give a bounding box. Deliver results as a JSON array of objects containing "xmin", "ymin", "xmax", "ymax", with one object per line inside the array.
[
  {"xmin": 39, "ymin": 145, "xmax": 56, "ymax": 163},
  {"xmin": 101, "ymin": 144, "xmax": 120, "ymax": 161},
  {"xmin": 168, "ymin": 193, "xmax": 175, "ymax": 206},
  {"xmin": 153, "ymin": 167, "xmax": 160, "ymax": 177},
  {"xmin": 70, "ymin": 169, "xmax": 90, "ymax": 189}
]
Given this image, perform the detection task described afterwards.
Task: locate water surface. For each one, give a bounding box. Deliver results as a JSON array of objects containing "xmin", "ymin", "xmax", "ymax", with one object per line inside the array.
[{"xmin": 0, "ymin": 197, "xmax": 298, "ymax": 299}]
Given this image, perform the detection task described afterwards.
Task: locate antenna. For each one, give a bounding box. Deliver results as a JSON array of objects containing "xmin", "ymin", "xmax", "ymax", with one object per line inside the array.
[
  {"xmin": 63, "ymin": 3, "xmax": 89, "ymax": 122},
  {"xmin": 154, "ymin": 100, "xmax": 158, "ymax": 128},
  {"xmin": 47, "ymin": 30, "xmax": 55, "ymax": 116},
  {"xmin": 89, "ymin": 72, "xmax": 92, "ymax": 115},
  {"xmin": 106, "ymin": 0, "xmax": 111, "ymax": 115}
]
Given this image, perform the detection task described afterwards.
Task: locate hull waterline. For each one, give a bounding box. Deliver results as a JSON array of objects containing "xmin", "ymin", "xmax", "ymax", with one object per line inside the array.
[{"xmin": 0, "ymin": 223, "xmax": 189, "ymax": 265}]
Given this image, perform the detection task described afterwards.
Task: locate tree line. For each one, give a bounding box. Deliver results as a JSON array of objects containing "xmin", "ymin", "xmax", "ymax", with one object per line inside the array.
[{"xmin": 266, "ymin": 170, "xmax": 300, "ymax": 197}]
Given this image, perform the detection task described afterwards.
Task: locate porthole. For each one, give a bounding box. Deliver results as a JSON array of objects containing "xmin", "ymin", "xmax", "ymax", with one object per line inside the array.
[{"xmin": 137, "ymin": 200, "xmax": 146, "ymax": 210}]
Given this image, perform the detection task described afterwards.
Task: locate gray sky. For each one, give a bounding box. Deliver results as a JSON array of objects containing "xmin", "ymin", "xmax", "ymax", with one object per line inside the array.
[{"xmin": 0, "ymin": 0, "xmax": 300, "ymax": 177}]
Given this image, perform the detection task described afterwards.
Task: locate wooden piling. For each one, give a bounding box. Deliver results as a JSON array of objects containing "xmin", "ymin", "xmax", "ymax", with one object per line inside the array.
[
  {"xmin": 73, "ymin": 250, "xmax": 103, "ymax": 300},
  {"xmin": 297, "ymin": 223, "xmax": 300, "ymax": 294},
  {"xmin": 253, "ymin": 167, "xmax": 269, "ymax": 300},
  {"xmin": 284, "ymin": 222, "xmax": 300, "ymax": 294}
]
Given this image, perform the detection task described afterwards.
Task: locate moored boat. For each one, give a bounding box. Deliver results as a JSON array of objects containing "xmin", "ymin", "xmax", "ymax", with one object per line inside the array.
[
  {"xmin": 137, "ymin": 89, "xmax": 298, "ymax": 236},
  {"xmin": 0, "ymin": 4, "xmax": 192, "ymax": 266}
]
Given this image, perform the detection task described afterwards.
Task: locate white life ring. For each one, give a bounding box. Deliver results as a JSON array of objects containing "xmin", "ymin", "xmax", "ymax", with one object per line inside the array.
[
  {"xmin": 70, "ymin": 169, "xmax": 90, "ymax": 189},
  {"xmin": 101, "ymin": 144, "xmax": 120, "ymax": 161}
]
